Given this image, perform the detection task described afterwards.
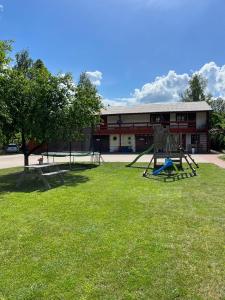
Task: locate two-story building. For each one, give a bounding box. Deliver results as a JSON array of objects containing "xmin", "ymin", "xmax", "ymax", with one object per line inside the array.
[{"xmin": 94, "ymin": 101, "xmax": 212, "ymax": 153}]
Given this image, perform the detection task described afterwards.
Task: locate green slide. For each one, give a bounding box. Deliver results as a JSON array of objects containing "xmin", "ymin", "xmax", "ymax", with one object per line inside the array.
[{"xmin": 127, "ymin": 144, "xmax": 154, "ymax": 167}]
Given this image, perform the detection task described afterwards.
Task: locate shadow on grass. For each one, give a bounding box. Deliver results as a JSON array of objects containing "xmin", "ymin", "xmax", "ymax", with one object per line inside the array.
[
  {"xmin": 126, "ymin": 165, "xmax": 148, "ymax": 169},
  {"xmin": 0, "ymin": 163, "xmax": 98, "ymax": 194},
  {"xmin": 143, "ymin": 171, "xmax": 196, "ymax": 183}
]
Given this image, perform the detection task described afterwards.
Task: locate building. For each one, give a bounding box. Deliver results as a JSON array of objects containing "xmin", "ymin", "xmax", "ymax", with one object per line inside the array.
[{"xmin": 94, "ymin": 101, "xmax": 212, "ymax": 153}]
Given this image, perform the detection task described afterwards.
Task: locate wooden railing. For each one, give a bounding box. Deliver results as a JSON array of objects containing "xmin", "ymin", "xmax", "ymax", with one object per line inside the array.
[{"xmin": 97, "ymin": 121, "xmax": 198, "ymax": 130}]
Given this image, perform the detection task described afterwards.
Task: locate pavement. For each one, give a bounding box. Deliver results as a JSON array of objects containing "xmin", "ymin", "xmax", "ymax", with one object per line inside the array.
[{"xmin": 0, "ymin": 153, "xmax": 225, "ymax": 169}]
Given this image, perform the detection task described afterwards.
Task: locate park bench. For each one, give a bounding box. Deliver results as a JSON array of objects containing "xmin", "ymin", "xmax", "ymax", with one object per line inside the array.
[{"xmin": 17, "ymin": 163, "xmax": 69, "ymax": 189}]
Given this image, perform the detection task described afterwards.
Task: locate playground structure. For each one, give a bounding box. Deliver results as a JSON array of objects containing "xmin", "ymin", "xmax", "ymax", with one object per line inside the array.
[{"xmin": 127, "ymin": 125, "xmax": 199, "ymax": 180}]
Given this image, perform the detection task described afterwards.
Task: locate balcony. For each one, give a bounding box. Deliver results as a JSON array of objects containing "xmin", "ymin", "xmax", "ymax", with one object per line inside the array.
[{"xmin": 95, "ymin": 121, "xmax": 207, "ymax": 135}]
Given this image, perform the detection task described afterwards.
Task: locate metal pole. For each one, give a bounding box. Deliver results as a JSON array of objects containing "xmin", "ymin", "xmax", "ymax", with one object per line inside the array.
[
  {"xmin": 69, "ymin": 141, "xmax": 72, "ymax": 168},
  {"xmin": 47, "ymin": 142, "xmax": 49, "ymax": 164}
]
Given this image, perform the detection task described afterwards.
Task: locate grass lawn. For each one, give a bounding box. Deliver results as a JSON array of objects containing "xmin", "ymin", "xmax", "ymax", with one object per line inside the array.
[
  {"xmin": 0, "ymin": 163, "xmax": 225, "ymax": 299},
  {"xmin": 219, "ymin": 154, "xmax": 225, "ymax": 161}
]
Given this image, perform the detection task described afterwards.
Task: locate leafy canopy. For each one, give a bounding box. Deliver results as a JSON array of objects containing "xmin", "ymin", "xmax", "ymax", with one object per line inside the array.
[
  {"xmin": 181, "ymin": 74, "xmax": 211, "ymax": 102},
  {"xmin": 0, "ymin": 43, "xmax": 103, "ymax": 164}
]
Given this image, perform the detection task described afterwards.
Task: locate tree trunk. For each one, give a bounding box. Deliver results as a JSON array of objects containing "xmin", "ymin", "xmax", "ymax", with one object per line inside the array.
[
  {"xmin": 21, "ymin": 130, "xmax": 29, "ymax": 167},
  {"xmin": 24, "ymin": 154, "xmax": 29, "ymax": 166},
  {"xmin": 28, "ymin": 141, "xmax": 45, "ymax": 156}
]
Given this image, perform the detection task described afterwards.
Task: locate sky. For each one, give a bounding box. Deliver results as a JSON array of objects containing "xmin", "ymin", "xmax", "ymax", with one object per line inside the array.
[{"xmin": 1, "ymin": 0, "xmax": 225, "ymax": 106}]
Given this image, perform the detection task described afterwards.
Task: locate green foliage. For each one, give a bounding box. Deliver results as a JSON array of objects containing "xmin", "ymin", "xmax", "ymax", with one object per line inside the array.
[
  {"xmin": 0, "ymin": 41, "xmax": 13, "ymax": 143},
  {"xmin": 74, "ymin": 73, "xmax": 102, "ymax": 129},
  {"xmin": 207, "ymin": 98, "xmax": 225, "ymax": 150},
  {"xmin": 208, "ymin": 97, "xmax": 225, "ymax": 113},
  {"xmin": 181, "ymin": 74, "xmax": 211, "ymax": 102},
  {"xmin": 0, "ymin": 41, "xmax": 102, "ymax": 164},
  {"xmin": 209, "ymin": 111, "xmax": 225, "ymax": 150},
  {"xmin": 14, "ymin": 49, "xmax": 33, "ymax": 73},
  {"xmin": 0, "ymin": 40, "xmax": 12, "ymax": 69},
  {"xmin": 180, "ymin": 73, "xmax": 225, "ymax": 151},
  {"xmin": 61, "ymin": 72, "xmax": 102, "ymax": 142}
]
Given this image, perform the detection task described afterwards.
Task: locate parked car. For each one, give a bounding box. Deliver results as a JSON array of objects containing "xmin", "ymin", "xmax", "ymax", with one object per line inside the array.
[{"xmin": 5, "ymin": 143, "xmax": 19, "ymax": 153}]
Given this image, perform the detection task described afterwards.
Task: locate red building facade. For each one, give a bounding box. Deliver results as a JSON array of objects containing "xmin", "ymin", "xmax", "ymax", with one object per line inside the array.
[{"xmin": 94, "ymin": 101, "xmax": 212, "ymax": 153}]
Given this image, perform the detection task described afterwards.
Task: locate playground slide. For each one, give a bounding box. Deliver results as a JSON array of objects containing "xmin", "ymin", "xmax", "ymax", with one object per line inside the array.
[
  {"xmin": 152, "ymin": 158, "xmax": 173, "ymax": 176},
  {"xmin": 127, "ymin": 144, "xmax": 154, "ymax": 167}
]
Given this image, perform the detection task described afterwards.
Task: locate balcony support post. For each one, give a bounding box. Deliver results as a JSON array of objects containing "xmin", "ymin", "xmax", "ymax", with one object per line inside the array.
[{"xmin": 119, "ymin": 114, "xmax": 122, "ymax": 152}]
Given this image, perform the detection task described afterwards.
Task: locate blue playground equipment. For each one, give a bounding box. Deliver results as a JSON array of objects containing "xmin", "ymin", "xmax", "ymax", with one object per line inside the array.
[
  {"xmin": 152, "ymin": 158, "xmax": 174, "ymax": 176},
  {"xmin": 127, "ymin": 125, "xmax": 199, "ymax": 180}
]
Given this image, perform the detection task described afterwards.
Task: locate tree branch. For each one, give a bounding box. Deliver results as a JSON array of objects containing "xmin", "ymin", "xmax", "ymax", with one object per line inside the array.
[{"xmin": 28, "ymin": 141, "xmax": 45, "ymax": 156}]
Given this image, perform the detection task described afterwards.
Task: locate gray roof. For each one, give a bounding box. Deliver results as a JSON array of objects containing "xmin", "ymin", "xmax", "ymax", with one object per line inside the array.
[{"xmin": 101, "ymin": 101, "xmax": 212, "ymax": 115}]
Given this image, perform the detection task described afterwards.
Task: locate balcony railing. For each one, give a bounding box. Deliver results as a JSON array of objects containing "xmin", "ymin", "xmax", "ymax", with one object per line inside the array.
[{"xmin": 97, "ymin": 121, "xmax": 199, "ymax": 131}]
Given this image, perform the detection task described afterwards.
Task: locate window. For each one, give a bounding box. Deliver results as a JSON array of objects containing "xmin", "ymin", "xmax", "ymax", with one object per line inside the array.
[
  {"xmin": 150, "ymin": 114, "xmax": 161, "ymax": 123},
  {"xmin": 191, "ymin": 134, "xmax": 200, "ymax": 144},
  {"xmin": 188, "ymin": 112, "xmax": 196, "ymax": 121},
  {"xmin": 161, "ymin": 113, "xmax": 170, "ymax": 122},
  {"xmin": 176, "ymin": 113, "xmax": 187, "ymax": 121}
]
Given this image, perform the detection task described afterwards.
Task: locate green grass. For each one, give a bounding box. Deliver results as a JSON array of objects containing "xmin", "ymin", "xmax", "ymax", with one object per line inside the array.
[
  {"xmin": 219, "ymin": 154, "xmax": 225, "ymax": 161},
  {"xmin": 0, "ymin": 163, "xmax": 225, "ymax": 299}
]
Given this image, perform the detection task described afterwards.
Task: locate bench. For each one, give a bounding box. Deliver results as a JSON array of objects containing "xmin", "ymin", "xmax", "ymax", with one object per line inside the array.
[
  {"xmin": 17, "ymin": 164, "xmax": 70, "ymax": 190},
  {"xmin": 42, "ymin": 170, "xmax": 69, "ymax": 176},
  {"xmin": 41, "ymin": 169, "xmax": 69, "ymax": 188}
]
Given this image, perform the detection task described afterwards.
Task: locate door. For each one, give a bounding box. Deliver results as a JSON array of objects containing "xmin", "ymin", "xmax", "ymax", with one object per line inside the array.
[
  {"xmin": 135, "ymin": 135, "xmax": 153, "ymax": 152},
  {"xmin": 93, "ymin": 135, "xmax": 109, "ymax": 153},
  {"xmin": 182, "ymin": 134, "xmax": 186, "ymax": 150}
]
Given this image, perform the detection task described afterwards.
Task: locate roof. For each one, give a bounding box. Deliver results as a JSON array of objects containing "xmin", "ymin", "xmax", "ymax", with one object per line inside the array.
[{"xmin": 101, "ymin": 101, "xmax": 212, "ymax": 115}]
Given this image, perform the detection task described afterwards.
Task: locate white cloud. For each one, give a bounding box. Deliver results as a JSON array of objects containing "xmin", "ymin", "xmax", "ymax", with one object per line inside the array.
[
  {"xmin": 103, "ymin": 62, "xmax": 225, "ymax": 107},
  {"xmin": 133, "ymin": 71, "xmax": 189, "ymax": 104},
  {"xmin": 103, "ymin": 97, "xmax": 135, "ymax": 107},
  {"xmin": 86, "ymin": 70, "xmax": 103, "ymax": 86},
  {"xmin": 198, "ymin": 62, "xmax": 225, "ymax": 98},
  {"xmin": 0, "ymin": 4, "xmax": 4, "ymax": 12}
]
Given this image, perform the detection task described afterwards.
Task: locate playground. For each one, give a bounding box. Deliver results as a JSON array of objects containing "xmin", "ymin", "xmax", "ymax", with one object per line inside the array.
[
  {"xmin": 1, "ymin": 152, "xmax": 225, "ymax": 169},
  {"xmin": 0, "ymin": 163, "xmax": 224, "ymax": 299},
  {"xmin": 0, "ymin": 127, "xmax": 224, "ymax": 298}
]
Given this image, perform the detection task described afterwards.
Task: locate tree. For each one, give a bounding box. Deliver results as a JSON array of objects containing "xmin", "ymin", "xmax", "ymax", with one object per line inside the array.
[
  {"xmin": 180, "ymin": 73, "xmax": 225, "ymax": 150},
  {"xmin": 0, "ymin": 55, "xmax": 74, "ymax": 165},
  {"xmin": 14, "ymin": 49, "xmax": 33, "ymax": 73},
  {"xmin": 0, "ymin": 40, "xmax": 13, "ymax": 145},
  {"xmin": 208, "ymin": 97, "xmax": 225, "ymax": 113},
  {"xmin": 209, "ymin": 112, "xmax": 225, "ymax": 150},
  {"xmin": 73, "ymin": 72, "xmax": 102, "ymax": 130},
  {"xmin": 61, "ymin": 72, "xmax": 102, "ymax": 148},
  {"xmin": 0, "ymin": 43, "xmax": 103, "ymax": 165},
  {"xmin": 0, "ymin": 40, "xmax": 12, "ymax": 69},
  {"xmin": 207, "ymin": 98, "xmax": 225, "ymax": 150},
  {"xmin": 181, "ymin": 74, "xmax": 210, "ymax": 102}
]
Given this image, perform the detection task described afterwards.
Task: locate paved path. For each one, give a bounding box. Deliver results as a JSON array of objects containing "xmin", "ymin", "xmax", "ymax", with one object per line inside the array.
[{"xmin": 0, "ymin": 153, "xmax": 225, "ymax": 169}]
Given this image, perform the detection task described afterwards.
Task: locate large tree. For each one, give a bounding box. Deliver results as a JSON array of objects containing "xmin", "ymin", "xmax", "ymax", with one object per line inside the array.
[
  {"xmin": 0, "ymin": 40, "xmax": 12, "ymax": 145},
  {"xmin": 181, "ymin": 74, "xmax": 211, "ymax": 102},
  {"xmin": 208, "ymin": 97, "xmax": 225, "ymax": 113},
  {"xmin": 207, "ymin": 98, "xmax": 225, "ymax": 150},
  {"xmin": 0, "ymin": 40, "xmax": 12, "ymax": 68},
  {"xmin": 0, "ymin": 44, "xmax": 102, "ymax": 165},
  {"xmin": 62, "ymin": 72, "xmax": 102, "ymax": 143},
  {"xmin": 180, "ymin": 73, "xmax": 225, "ymax": 151}
]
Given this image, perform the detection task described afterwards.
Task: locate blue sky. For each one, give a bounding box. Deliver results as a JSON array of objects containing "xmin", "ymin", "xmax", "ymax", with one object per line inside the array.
[{"xmin": 1, "ymin": 0, "xmax": 225, "ymax": 105}]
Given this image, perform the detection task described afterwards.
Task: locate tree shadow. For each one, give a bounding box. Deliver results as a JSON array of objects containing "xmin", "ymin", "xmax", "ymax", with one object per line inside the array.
[
  {"xmin": 0, "ymin": 163, "xmax": 99, "ymax": 194},
  {"xmin": 126, "ymin": 165, "xmax": 147, "ymax": 169}
]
